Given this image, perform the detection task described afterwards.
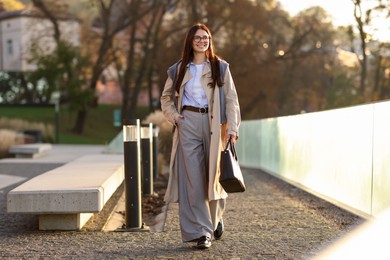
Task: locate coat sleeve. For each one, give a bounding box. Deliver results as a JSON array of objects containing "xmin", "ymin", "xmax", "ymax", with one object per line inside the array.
[
  {"xmin": 160, "ymin": 75, "xmax": 180, "ymax": 126},
  {"xmin": 223, "ymin": 65, "xmax": 241, "ymax": 136}
]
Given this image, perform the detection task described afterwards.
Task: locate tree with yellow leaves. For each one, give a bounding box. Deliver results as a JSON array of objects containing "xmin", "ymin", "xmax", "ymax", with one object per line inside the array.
[{"xmin": 0, "ymin": 0, "xmax": 25, "ymax": 11}]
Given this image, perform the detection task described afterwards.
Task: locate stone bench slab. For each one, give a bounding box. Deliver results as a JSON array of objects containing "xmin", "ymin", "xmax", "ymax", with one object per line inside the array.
[
  {"xmin": 9, "ymin": 143, "xmax": 52, "ymax": 158},
  {"xmin": 7, "ymin": 154, "xmax": 124, "ymax": 230}
]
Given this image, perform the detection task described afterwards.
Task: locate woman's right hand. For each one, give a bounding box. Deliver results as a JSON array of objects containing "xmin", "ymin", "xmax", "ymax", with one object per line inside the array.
[{"xmin": 175, "ymin": 114, "xmax": 184, "ymax": 124}]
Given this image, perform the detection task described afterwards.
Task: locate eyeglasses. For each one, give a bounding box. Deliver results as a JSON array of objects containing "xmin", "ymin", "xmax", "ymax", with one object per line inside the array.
[{"xmin": 193, "ymin": 35, "xmax": 210, "ymax": 43}]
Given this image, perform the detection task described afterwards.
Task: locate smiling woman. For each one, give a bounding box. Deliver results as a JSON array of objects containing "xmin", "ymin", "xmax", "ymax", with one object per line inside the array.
[{"xmin": 160, "ymin": 23, "xmax": 241, "ymax": 250}]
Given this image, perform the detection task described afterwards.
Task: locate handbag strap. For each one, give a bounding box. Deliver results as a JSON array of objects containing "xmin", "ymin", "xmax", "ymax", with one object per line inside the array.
[{"xmin": 225, "ymin": 137, "xmax": 238, "ymax": 161}]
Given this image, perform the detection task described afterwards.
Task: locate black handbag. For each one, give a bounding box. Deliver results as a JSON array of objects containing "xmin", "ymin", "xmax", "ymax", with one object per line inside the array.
[{"xmin": 219, "ymin": 138, "xmax": 246, "ymax": 193}]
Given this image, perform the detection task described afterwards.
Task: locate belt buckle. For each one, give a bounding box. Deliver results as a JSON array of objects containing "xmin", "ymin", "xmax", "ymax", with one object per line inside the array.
[{"xmin": 199, "ymin": 107, "xmax": 206, "ymax": 114}]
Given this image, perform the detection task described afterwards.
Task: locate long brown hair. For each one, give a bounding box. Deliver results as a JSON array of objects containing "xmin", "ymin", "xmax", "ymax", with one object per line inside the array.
[{"xmin": 174, "ymin": 23, "xmax": 223, "ymax": 93}]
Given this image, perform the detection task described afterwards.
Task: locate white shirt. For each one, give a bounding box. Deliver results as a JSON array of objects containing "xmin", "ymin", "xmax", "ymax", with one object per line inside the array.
[{"xmin": 182, "ymin": 62, "xmax": 208, "ymax": 108}]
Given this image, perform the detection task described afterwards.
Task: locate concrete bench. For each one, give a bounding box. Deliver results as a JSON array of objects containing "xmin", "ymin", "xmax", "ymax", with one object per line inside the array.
[
  {"xmin": 9, "ymin": 143, "xmax": 52, "ymax": 158},
  {"xmin": 7, "ymin": 154, "xmax": 124, "ymax": 230}
]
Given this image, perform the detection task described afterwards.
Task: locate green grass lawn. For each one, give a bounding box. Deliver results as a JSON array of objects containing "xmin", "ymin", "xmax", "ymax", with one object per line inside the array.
[{"xmin": 0, "ymin": 104, "xmax": 151, "ymax": 144}]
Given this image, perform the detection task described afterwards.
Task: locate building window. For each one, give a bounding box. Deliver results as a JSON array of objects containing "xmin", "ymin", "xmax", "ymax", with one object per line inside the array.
[{"xmin": 7, "ymin": 39, "xmax": 13, "ymax": 55}]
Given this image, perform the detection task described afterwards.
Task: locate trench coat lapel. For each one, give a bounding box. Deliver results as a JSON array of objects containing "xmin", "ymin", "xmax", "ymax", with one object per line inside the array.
[{"xmin": 201, "ymin": 62, "xmax": 213, "ymax": 104}]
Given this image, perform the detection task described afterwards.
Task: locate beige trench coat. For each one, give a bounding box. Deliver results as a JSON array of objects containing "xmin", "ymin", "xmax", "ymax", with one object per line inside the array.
[{"xmin": 160, "ymin": 59, "xmax": 241, "ymax": 203}]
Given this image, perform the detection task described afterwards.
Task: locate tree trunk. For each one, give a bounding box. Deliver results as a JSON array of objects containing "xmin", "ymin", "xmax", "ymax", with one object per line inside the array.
[
  {"xmin": 146, "ymin": 2, "xmax": 166, "ymax": 113},
  {"xmin": 373, "ymin": 54, "xmax": 382, "ymax": 98},
  {"xmin": 353, "ymin": 0, "xmax": 368, "ymax": 95},
  {"xmin": 72, "ymin": 109, "xmax": 87, "ymax": 134},
  {"xmin": 121, "ymin": 20, "xmax": 137, "ymax": 121}
]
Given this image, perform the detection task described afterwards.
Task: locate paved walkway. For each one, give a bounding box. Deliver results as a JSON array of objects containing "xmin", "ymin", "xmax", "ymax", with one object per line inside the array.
[{"xmin": 0, "ymin": 146, "xmax": 363, "ymax": 259}]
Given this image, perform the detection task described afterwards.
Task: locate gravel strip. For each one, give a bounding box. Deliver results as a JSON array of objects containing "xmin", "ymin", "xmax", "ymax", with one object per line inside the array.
[{"xmin": 0, "ymin": 167, "xmax": 364, "ymax": 259}]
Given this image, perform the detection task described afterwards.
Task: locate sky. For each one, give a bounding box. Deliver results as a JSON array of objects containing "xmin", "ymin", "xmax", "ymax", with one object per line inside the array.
[{"xmin": 278, "ymin": 0, "xmax": 389, "ymax": 42}]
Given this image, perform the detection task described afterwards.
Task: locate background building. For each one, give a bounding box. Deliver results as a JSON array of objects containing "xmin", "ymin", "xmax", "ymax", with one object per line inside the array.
[{"xmin": 0, "ymin": 7, "xmax": 80, "ymax": 72}]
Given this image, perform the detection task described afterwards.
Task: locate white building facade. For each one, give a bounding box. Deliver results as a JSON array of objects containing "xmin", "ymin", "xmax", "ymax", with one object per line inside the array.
[{"xmin": 0, "ymin": 9, "xmax": 80, "ymax": 72}]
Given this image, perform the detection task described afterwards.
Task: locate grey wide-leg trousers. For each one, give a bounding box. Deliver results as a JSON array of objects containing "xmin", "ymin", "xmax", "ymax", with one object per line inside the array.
[{"xmin": 177, "ymin": 110, "xmax": 226, "ymax": 242}]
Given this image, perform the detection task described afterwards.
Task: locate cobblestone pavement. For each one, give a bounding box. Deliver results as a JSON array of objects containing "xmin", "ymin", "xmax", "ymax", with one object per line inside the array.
[{"xmin": 0, "ymin": 165, "xmax": 364, "ymax": 259}]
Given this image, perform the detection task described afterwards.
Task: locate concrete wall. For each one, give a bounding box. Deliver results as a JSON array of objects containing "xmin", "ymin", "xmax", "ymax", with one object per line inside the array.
[{"xmin": 236, "ymin": 100, "xmax": 390, "ymax": 218}]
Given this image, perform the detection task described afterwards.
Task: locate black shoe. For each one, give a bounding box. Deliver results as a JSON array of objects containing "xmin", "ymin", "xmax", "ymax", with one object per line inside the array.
[
  {"xmin": 214, "ymin": 220, "xmax": 224, "ymax": 240},
  {"xmin": 197, "ymin": 236, "xmax": 211, "ymax": 249}
]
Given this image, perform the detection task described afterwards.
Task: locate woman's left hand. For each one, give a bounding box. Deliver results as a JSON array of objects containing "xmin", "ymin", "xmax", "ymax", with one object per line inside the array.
[{"xmin": 227, "ymin": 133, "xmax": 237, "ymax": 144}]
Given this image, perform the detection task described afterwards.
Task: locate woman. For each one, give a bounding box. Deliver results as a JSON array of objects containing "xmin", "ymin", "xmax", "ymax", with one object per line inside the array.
[{"xmin": 160, "ymin": 23, "xmax": 241, "ymax": 249}]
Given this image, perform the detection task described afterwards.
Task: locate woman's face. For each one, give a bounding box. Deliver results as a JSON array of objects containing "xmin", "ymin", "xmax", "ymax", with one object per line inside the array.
[{"xmin": 192, "ymin": 29, "xmax": 210, "ymax": 54}]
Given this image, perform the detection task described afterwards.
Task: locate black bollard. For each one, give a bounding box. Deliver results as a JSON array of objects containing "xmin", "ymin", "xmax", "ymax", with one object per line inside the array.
[
  {"xmin": 122, "ymin": 119, "xmax": 148, "ymax": 231},
  {"xmin": 152, "ymin": 125, "xmax": 159, "ymax": 180},
  {"xmin": 141, "ymin": 123, "xmax": 153, "ymax": 195}
]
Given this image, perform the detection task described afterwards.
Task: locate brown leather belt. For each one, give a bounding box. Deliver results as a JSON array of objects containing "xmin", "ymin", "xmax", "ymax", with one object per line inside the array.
[{"xmin": 182, "ymin": 105, "xmax": 208, "ymax": 114}]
